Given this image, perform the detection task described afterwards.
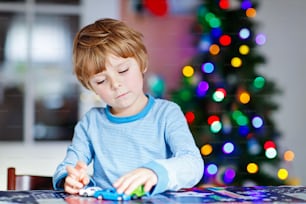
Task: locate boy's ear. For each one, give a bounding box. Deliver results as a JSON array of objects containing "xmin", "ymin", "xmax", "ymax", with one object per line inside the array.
[{"xmin": 143, "ymin": 67, "xmax": 148, "ymax": 73}]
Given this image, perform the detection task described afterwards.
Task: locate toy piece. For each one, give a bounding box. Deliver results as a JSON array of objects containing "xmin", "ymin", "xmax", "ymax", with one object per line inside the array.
[
  {"xmin": 79, "ymin": 186, "xmax": 102, "ymax": 197},
  {"xmin": 93, "ymin": 186, "xmax": 147, "ymax": 201}
]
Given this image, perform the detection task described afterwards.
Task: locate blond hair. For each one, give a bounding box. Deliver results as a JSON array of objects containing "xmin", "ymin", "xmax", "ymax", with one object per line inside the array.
[{"xmin": 73, "ymin": 18, "xmax": 148, "ymax": 89}]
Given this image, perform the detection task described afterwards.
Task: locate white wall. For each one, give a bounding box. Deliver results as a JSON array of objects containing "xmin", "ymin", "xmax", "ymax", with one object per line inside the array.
[
  {"xmin": 1, "ymin": 0, "xmax": 306, "ymax": 190},
  {"xmin": 257, "ymin": 0, "xmax": 306, "ymax": 185}
]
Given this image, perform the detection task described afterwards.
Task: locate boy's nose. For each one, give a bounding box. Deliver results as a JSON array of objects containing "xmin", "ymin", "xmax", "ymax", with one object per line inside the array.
[{"xmin": 110, "ymin": 76, "xmax": 122, "ymax": 89}]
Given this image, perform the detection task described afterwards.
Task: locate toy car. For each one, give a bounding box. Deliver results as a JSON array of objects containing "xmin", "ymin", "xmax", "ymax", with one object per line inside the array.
[
  {"xmin": 79, "ymin": 186, "xmax": 102, "ymax": 197},
  {"xmin": 93, "ymin": 186, "xmax": 147, "ymax": 201}
]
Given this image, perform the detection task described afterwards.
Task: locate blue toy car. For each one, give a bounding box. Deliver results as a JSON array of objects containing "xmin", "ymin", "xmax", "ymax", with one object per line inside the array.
[{"xmin": 93, "ymin": 186, "xmax": 147, "ymax": 201}]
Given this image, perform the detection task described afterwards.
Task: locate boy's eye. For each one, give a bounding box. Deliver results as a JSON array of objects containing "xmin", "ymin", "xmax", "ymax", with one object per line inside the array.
[
  {"xmin": 119, "ymin": 68, "xmax": 129, "ymax": 74},
  {"xmin": 97, "ymin": 80, "xmax": 105, "ymax": 84}
]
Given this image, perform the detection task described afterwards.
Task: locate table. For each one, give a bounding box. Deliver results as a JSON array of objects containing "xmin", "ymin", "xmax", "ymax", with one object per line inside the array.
[{"xmin": 1, "ymin": 186, "xmax": 306, "ymax": 203}]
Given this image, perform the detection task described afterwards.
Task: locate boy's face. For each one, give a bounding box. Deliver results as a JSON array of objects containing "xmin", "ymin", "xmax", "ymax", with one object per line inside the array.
[{"xmin": 89, "ymin": 54, "xmax": 147, "ymax": 116}]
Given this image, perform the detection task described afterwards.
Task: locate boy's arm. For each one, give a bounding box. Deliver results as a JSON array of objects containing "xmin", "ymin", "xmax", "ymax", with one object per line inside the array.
[
  {"xmin": 143, "ymin": 103, "xmax": 204, "ymax": 194},
  {"xmin": 53, "ymin": 114, "xmax": 95, "ymax": 190}
]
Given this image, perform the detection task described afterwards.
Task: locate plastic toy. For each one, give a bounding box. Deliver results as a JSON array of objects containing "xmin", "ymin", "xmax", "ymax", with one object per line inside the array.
[
  {"xmin": 93, "ymin": 186, "xmax": 147, "ymax": 201},
  {"xmin": 79, "ymin": 186, "xmax": 102, "ymax": 197}
]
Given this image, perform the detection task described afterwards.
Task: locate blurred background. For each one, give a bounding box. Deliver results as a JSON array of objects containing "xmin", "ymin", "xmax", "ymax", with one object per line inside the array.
[{"xmin": 0, "ymin": 0, "xmax": 305, "ymax": 189}]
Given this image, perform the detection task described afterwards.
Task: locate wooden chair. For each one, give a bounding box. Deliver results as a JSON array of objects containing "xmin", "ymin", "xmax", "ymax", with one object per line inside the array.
[{"xmin": 7, "ymin": 167, "xmax": 54, "ymax": 190}]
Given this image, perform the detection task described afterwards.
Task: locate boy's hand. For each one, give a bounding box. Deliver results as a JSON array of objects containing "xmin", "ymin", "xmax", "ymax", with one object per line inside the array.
[
  {"xmin": 64, "ymin": 161, "xmax": 90, "ymax": 194},
  {"xmin": 113, "ymin": 168, "xmax": 157, "ymax": 195}
]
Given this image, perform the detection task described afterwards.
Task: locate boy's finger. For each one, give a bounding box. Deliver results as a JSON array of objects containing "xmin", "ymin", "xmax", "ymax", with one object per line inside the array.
[
  {"xmin": 66, "ymin": 165, "xmax": 79, "ymax": 179},
  {"xmin": 81, "ymin": 175, "xmax": 90, "ymax": 186},
  {"xmin": 66, "ymin": 176, "xmax": 84, "ymax": 189},
  {"xmin": 75, "ymin": 161, "xmax": 87, "ymax": 170}
]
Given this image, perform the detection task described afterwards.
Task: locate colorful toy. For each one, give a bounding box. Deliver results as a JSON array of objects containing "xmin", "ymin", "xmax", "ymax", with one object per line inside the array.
[
  {"xmin": 79, "ymin": 186, "xmax": 102, "ymax": 197},
  {"xmin": 93, "ymin": 186, "xmax": 147, "ymax": 201}
]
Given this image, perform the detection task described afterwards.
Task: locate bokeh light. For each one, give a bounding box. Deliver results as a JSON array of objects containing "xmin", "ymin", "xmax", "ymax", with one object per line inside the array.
[
  {"xmin": 213, "ymin": 88, "xmax": 226, "ymax": 102},
  {"xmin": 201, "ymin": 144, "xmax": 213, "ymax": 156},
  {"xmin": 239, "ymin": 91, "xmax": 250, "ymax": 104},
  {"xmin": 199, "ymin": 35, "xmax": 211, "ymax": 51},
  {"xmin": 147, "ymin": 75, "xmax": 165, "ymax": 97},
  {"xmin": 196, "ymin": 81, "xmax": 209, "ymax": 97},
  {"xmin": 182, "ymin": 65, "xmax": 194, "ymax": 77},
  {"xmin": 223, "ymin": 168, "xmax": 236, "ymax": 183},
  {"xmin": 239, "ymin": 28, "xmax": 250, "ymax": 39},
  {"xmin": 205, "ymin": 12, "xmax": 215, "ymax": 22},
  {"xmin": 255, "ymin": 33, "xmax": 266, "ymax": 45},
  {"xmin": 239, "ymin": 44, "xmax": 250, "ymax": 55},
  {"xmin": 246, "ymin": 8, "xmax": 256, "ymax": 18},
  {"xmin": 278, "ymin": 168, "xmax": 289, "ymax": 180},
  {"xmin": 236, "ymin": 116, "xmax": 248, "ymax": 126},
  {"xmin": 219, "ymin": 34, "xmax": 231, "ymax": 46},
  {"xmin": 284, "ymin": 150, "xmax": 295, "ymax": 161},
  {"xmin": 241, "ymin": 0, "xmax": 252, "ymax": 10},
  {"xmin": 205, "ymin": 13, "xmax": 221, "ymax": 28},
  {"xmin": 208, "ymin": 115, "xmax": 220, "ymax": 125},
  {"xmin": 246, "ymin": 162, "xmax": 258, "ymax": 174},
  {"xmin": 231, "ymin": 57, "xmax": 242, "ymax": 68},
  {"xmin": 248, "ymin": 139, "xmax": 261, "ymax": 155},
  {"xmin": 185, "ymin": 111, "xmax": 195, "ymax": 124},
  {"xmin": 253, "ymin": 76, "xmax": 265, "ymax": 89},
  {"xmin": 219, "ymin": 0, "xmax": 230, "ymax": 10},
  {"xmin": 239, "ymin": 125, "xmax": 249, "ymax": 136},
  {"xmin": 252, "ymin": 116, "xmax": 263, "ymax": 128},
  {"xmin": 223, "ymin": 142, "xmax": 234, "ymax": 154},
  {"xmin": 207, "ymin": 163, "xmax": 218, "ymax": 175},
  {"xmin": 264, "ymin": 140, "xmax": 276, "ymax": 150},
  {"xmin": 202, "ymin": 62, "xmax": 214, "ymax": 73},
  {"xmin": 211, "ymin": 27, "xmax": 222, "ymax": 38},
  {"xmin": 210, "ymin": 121, "xmax": 222, "ymax": 133},
  {"xmin": 265, "ymin": 147, "xmax": 277, "ymax": 159},
  {"xmin": 209, "ymin": 44, "xmax": 220, "ymax": 55}
]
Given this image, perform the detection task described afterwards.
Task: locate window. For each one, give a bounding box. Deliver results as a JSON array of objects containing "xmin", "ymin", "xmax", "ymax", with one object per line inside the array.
[{"xmin": 0, "ymin": 0, "xmax": 80, "ymax": 141}]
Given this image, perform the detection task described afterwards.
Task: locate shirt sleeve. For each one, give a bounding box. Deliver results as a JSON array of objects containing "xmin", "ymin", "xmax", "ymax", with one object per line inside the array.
[
  {"xmin": 53, "ymin": 111, "xmax": 94, "ymax": 190},
  {"xmin": 145, "ymin": 102, "xmax": 204, "ymax": 193}
]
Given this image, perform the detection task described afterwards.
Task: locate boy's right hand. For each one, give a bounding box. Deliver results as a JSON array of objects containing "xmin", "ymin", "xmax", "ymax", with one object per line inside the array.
[{"xmin": 64, "ymin": 161, "xmax": 90, "ymax": 194}]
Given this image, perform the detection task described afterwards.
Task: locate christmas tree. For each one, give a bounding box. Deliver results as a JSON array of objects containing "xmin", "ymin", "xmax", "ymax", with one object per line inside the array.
[{"xmin": 171, "ymin": 0, "xmax": 290, "ymax": 186}]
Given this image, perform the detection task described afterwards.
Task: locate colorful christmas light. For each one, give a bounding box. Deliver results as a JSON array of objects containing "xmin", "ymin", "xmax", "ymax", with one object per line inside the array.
[
  {"xmin": 239, "ymin": 44, "xmax": 250, "ymax": 55},
  {"xmin": 246, "ymin": 7, "xmax": 256, "ymax": 18},
  {"xmin": 255, "ymin": 33, "xmax": 266, "ymax": 45},
  {"xmin": 239, "ymin": 28, "xmax": 250, "ymax": 39},
  {"xmin": 219, "ymin": 34, "xmax": 231, "ymax": 46},
  {"xmin": 231, "ymin": 57, "xmax": 242, "ymax": 68},
  {"xmin": 202, "ymin": 62, "xmax": 214, "ymax": 73},
  {"xmin": 207, "ymin": 163, "xmax": 218, "ymax": 175},
  {"xmin": 182, "ymin": 65, "xmax": 194, "ymax": 77},
  {"xmin": 284, "ymin": 150, "xmax": 295, "ymax": 162},
  {"xmin": 196, "ymin": 81, "xmax": 209, "ymax": 97},
  {"xmin": 278, "ymin": 168, "xmax": 289, "ymax": 180},
  {"xmin": 201, "ymin": 144, "xmax": 213, "ymax": 156},
  {"xmin": 247, "ymin": 162, "xmax": 259, "ymax": 174},
  {"xmin": 223, "ymin": 142, "xmax": 234, "ymax": 154}
]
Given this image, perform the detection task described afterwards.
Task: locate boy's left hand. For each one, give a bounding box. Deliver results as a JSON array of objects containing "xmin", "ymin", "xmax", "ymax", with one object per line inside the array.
[{"xmin": 113, "ymin": 168, "xmax": 157, "ymax": 195}]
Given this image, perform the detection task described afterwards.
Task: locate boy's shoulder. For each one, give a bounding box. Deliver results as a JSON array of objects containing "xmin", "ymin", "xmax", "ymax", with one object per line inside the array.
[
  {"xmin": 81, "ymin": 106, "xmax": 106, "ymax": 120},
  {"xmin": 153, "ymin": 97, "xmax": 181, "ymax": 110}
]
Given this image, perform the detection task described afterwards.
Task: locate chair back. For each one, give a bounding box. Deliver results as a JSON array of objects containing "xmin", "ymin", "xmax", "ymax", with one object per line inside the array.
[{"xmin": 7, "ymin": 167, "xmax": 53, "ymax": 190}]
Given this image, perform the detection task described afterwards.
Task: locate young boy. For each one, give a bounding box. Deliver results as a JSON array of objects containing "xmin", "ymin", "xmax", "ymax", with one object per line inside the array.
[{"xmin": 53, "ymin": 18, "xmax": 204, "ymax": 196}]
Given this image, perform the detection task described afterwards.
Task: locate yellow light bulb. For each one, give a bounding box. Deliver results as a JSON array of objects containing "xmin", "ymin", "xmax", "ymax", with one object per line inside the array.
[
  {"xmin": 231, "ymin": 57, "xmax": 242, "ymax": 68},
  {"xmin": 239, "ymin": 91, "xmax": 250, "ymax": 104},
  {"xmin": 201, "ymin": 144, "xmax": 213, "ymax": 156},
  {"xmin": 182, "ymin": 65, "xmax": 194, "ymax": 78},
  {"xmin": 246, "ymin": 162, "xmax": 258, "ymax": 174},
  {"xmin": 239, "ymin": 45, "xmax": 250, "ymax": 55}
]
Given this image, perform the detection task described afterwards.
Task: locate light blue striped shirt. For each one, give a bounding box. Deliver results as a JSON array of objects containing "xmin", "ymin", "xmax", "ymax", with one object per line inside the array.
[{"xmin": 53, "ymin": 95, "xmax": 204, "ymax": 195}]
